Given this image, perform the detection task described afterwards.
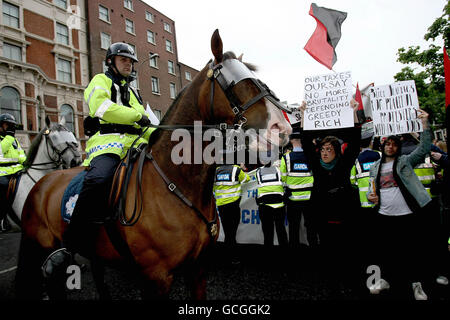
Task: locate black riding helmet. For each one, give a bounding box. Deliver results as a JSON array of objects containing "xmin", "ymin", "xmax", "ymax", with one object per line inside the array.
[
  {"xmin": 0, "ymin": 113, "xmax": 17, "ymax": 125},
  {"xmin": 105, "ymin": 42, "xmax": 138, "ymax": 66}
]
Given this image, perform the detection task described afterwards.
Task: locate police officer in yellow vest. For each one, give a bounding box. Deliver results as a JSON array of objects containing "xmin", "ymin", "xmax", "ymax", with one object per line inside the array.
[
  {"xmin": 0, "ymin": 113, "xmax": 26, "ymax": 232},
  {"xmin": 213, "ymin": 164, "xmax": 250, "ymax": 263},
  {"xmin": 280, "ymin": 126, "xmax": 314, "ymax": 249},
  {"xmin": 256, "ymin": 162, "xmax": 288, "ymax": 248},
  {"xmin": 42, "ymin": 43, "xmax": 153, "ymax": 277}
]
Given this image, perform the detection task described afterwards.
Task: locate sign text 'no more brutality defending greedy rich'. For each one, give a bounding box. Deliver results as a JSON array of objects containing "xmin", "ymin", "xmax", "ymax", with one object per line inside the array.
[
  {"xmin": 303, "ymin": 71, "xmax": 354, "ymax": 130},
  {"xmin": 368, "ymin": 80, "xmax": 422, "ymax": 136}
]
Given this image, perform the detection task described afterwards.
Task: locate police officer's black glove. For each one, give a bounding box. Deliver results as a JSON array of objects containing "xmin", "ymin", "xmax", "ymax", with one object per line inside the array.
[
  {"xmin": 136, "ymin": 114, "xmax": 151, "ymax": 127},
  {"xmin": 5, "ymin": 128, "xmax": 15, "ymax": 137}
]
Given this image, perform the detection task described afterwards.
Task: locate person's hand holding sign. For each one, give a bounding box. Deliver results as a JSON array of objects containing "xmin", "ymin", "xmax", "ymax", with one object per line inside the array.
[
  {"xmin": 350, "ymin": 98, "xmax": 359, "ymax": 124},
  {"xmin": 416, "ymin": 108, "xmax": 429, "ymax": 130}
]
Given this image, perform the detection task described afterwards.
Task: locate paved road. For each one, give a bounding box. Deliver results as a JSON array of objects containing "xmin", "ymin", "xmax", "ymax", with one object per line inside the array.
[{"xmin": 1, "ymin": 230, "xmax": 449, "ymax": 302}]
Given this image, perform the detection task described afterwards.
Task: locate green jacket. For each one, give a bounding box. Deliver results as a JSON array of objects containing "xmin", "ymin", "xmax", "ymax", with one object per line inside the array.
[
  {"xmin": 83, "ymin": 73, "xmax": 154, "ymax": 166},
  {"xmin": 213, "ymin": 165, "xmax": 250, "ymax": 206},
  {"xmin": 280, "ymin": 151, "xmax": 313, "ymax": 201},
  {"xmin": 0, "ymin": 134, "xmax": 26, "ymax": 176},
  {"xmin": 414, "ymin": 156, "xmax": 436, "ymax": 198},
  {"xmin": 256, "ymin": 165, "xmax": 284, "ymax": 209}
]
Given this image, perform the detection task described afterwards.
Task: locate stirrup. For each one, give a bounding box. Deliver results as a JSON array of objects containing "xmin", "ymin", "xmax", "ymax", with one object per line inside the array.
[{"xmin": 41, "ymin": 248, "xmax": 73, "ymax": 279}]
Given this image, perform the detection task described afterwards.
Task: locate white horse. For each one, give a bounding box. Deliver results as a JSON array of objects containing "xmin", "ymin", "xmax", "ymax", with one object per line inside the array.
[{"xmin": 8, "ymin": 116, "xmax": 81, "ymax": 225}]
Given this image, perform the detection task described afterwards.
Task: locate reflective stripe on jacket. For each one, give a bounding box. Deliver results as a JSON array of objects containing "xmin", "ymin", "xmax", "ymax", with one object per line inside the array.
[
  {"xmin": 414, "ymin": 156, "xmax": 436, "ymax": 198},
  {"xmin": 256, "ymin": 166, "xmax": 284, "ymax": 208},
  {"xmin": 213, "ymin": 165, "xmax": 250, "ymax": 206},
  {"xmin": 351, "ymin": 149, "xmax": 381, "ymax": 208},
  {"xmin": 280, "ymin": 151, "xmax": 313, "ymax": 201},
  {"xmin": 83, "ymin": 73, "xmax": 153, "ymax": 166},
  {"xmin": 0, "ymin": 135, "xmax": 26, "ymax": 176}
]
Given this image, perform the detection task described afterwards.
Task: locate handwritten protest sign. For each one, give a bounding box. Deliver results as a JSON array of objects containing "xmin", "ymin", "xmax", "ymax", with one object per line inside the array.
[
  {"xmin": 303, "ymin": 71, "xmax": 354, "ymax": 130},
  {"xmin": 368, "ymin": 80, "xmax": 422, "ymax": 136}
]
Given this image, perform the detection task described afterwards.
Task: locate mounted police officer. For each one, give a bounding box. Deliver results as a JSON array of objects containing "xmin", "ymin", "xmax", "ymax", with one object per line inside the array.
[
  {"xmin": 280, "ymin": 125, "xmax": 314, "ymax": 249},
  {"xmin": 42, "ymin": 42, "xmax": 153, "ymax": 277},
  {"xmin": 0, "ymin": 113, "xmax": 26, "ymax": 232}
]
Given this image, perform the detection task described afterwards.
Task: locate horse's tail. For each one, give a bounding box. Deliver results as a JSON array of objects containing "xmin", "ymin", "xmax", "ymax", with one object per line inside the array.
[{"xmin": 15, "ymin": 233, "xmax": 47, "ymax": 299}]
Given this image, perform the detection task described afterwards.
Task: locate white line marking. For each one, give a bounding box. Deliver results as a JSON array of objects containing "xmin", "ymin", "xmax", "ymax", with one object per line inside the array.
[{"xmin": 0, "ymin": 266, "xmax": 17, "ymax": 275}]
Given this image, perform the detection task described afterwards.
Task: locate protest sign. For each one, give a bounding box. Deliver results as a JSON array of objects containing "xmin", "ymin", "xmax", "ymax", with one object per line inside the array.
[
  {"xmin": 303, "ymin": 71, "xmax": 354, "ymax": 130},
  {"xmin": 368, "ymin": 80, "xmax": 422, "ymax": 136}
]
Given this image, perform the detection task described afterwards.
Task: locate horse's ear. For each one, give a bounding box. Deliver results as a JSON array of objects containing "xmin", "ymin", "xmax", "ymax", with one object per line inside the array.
[
  {"xmin": 238, "ymin": 53, "xmax": 243, "ymax": 62},
  {"xmin": 211, "ymin": 29, "xmax": 223, "ymax": 64},
  {"xmin": 45, "ymin": 115, "xmax": 51, "ymax": 127},
  {"xmin": 59, "ymin": 116, "xmax": 66, "ymax": 126}
]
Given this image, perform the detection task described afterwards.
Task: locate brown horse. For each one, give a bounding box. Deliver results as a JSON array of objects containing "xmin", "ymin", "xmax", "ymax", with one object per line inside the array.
[{"xmin": 16, "ymin": 29, "xmax": 292, "ymax": 300}]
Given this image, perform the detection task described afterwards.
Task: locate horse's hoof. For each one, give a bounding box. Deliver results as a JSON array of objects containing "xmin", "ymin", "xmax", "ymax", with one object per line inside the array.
[{"xmin": 41, "ymin": 248, "xmax": 73, "ymax": 278}]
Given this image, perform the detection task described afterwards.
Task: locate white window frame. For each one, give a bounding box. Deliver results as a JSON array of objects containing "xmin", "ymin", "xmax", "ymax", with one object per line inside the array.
[
  {"xmin": 167, "ymin": 60, "xmax": 175, "ymax": 75},
  {"xmin": 60, "ymin": 104, "xmax": 75, "ymax": 133},
  {"xmin": 99, "ymin": 5, "xmax": 110, "ymax": 22},
  {"xmin": 163, "ymin": 22, "xmax": 172, "ymax": 33},
  {"xmin": 169, "ymin": 83, "xmax": 176, "ymax": 99},
  {"xmin": 145, "ymin": 11, "xmax": 154, "ymax": 23},
  {"xmin": 2, "ymin": 2, "xmax": 19, "ymax": 29},
  {"xmin": 56, "ymin": 22, "xmax": 69, "ymax": 45},
  {"xmin": 151, "ymin": 76, "xmax": 160, "ymax": 94},
  {"xmin": 124, "ymin": 0, "xmax": 133, "ymax": 11},
  {"xmin": 185, "ymin": 71, "xmax": 192, "ymax": 81},
  {"xmin": 3, "ymin": 43, "xmax": 22, "ymax": 61},
  {"xmin": 57, "ymin": 58, "xmax": 72, "ymax": 83},
  {"xmin": 100, "ymin": 32, "xmax": 111, "ymax": 50},
  {"xmin": 147, "ymin": 30, "xmax": 155, "ymax": 44},
  {"xmin": 165, "ymin": 39, "xmax": 173, "ymax": 53},
  {"xmin": 149, "ymin": 53, "xmax": 158, "ymax": 68},
  {"xmin": 125, "ymin": 19, "xmax": 135, "ymax": 35}
]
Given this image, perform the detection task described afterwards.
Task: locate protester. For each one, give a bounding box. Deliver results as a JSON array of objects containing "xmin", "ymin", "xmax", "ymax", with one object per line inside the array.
[
  {"xmin": 367, "ymin": 108, "xmax": 432, "ymax": 300},
  {"xmin": 213, "ymin": 163, "xmax": 250, "ymax": 264},
  {"xmin": 299, "ymin": 99, "xmax": 362, "ymax": 295}
]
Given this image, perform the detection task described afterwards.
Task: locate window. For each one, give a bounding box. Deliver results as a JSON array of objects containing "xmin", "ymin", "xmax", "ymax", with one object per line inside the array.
[
  {"xmin": 149, "ymin": 53, "xmax": 158, "ymax": 68},
  {"xmin": 124, "ymin": 0, "xmax": 133, "ymax": 11},
  {"xmin": 0, "ymin": 86, "xmax": 21, "ymax": 124},
  {"xmin": 163, "ymin": 22, "xmax": 172, "ymax": 33},
  {"xmin": 154, "ymin": 109, "xmax": 161, "ymax": 120},
  {"xmin": 169, "ymin": 83, "xmax": 176, "ymax": 99},
  {"xmin": 165, "ymin": 39, "xmax": 173, "ymax": 53},
  {"xmin": 3, "ymin": 43, "xmax": 21, "ymax": 61},
  {"xmin": 145, "ymin": 11, "xmax": 154, "ymax": 23},
  {"xmin": 100, "ymin": 32, "xmax": 111, "ymax": 50},
  {"xmin": 56, "ymin": 23, "xmax": 69, "ymax": 45},
  {"xmin": 99, "ymin": 5, "xmax": 109, "ymax": 22},
  {"xmin": 125, "ymin": 19, "xmax": 134, "ymax": 34},
  {"xmin": 147, "ymin": 30, "xmax": 155, "ymax": 44},
  {"xmin": 167, "ymin": 61, "xmax": 175, "ymax": 75},
  {"xmin": 54, "ymin": 0, "xmax": 67, "ymax": 9},
  {"xmin": 60, "ymin": 104, "xmax": 74, "ymax": 133},
  {"xmin": 151, "ymin": 77, "xmax": 159, "ymax": 94},
  {"xmin": 185, "ymin": 71, "xmax": 192, "ymax": 81},
  {"xmin": 2, "ymin": 2, "xmax": 19, "ymax": 28},
  {"xmin": 57, "ymin": 58, "xmax": 72, "ymax": 83}
]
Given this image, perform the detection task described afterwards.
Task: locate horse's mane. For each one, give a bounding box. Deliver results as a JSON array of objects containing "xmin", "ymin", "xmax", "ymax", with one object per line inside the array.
[
  {"xmin": 23, "ymin": 123, "xmax": 69, "ymax": 168},
  {"xmin": 23, "ymin": 129, "xmax": 45, "ymax": 168}
]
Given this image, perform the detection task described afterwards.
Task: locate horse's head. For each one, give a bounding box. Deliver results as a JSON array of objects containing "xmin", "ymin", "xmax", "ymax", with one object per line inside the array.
[
  {"xmin": 199, "ymin": 29, "xmax": 292, "ymax": 152},
  {"xmin": 44, "ymin": 116, "xmax": 82, "ymax": 168}
]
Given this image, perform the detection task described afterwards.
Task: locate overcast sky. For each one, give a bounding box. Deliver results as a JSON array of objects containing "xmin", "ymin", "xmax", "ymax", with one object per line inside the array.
[{"xmin": 144, "ymin": 0, "xmax": 447, "ymax": 104}]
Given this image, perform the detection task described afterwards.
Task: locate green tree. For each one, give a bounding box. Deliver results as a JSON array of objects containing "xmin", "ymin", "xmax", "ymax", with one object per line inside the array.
[{"xmin": 394, "ymin": 2, "xmax": 450, "ymax": 126}]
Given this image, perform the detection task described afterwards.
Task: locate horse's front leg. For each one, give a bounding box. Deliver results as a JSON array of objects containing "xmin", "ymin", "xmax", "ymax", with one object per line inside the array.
[
  {"xmin": 185, "ymin": 263, "xmax": 207, "ymax": 300},
  {"xmin": 140, "ymin": 265, "xmax": 174, "ymax": 300}
]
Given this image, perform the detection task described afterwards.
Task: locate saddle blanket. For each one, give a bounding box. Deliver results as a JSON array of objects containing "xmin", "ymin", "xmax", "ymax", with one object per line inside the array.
[{"xmin": 61, "ymin": 170, "xmax": 87, "ymax": 223}]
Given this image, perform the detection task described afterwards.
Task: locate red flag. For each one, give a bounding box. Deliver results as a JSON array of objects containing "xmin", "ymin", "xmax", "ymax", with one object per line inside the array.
[
  {"xmin": 304, "ymin": 3, "xmax": 347, "ymax": 70},
  {"xmin": 444, "ymin": 47, "xmax": 450, "ymax": 108},
  {"xmin": 355, "ymin": 83, "xmax": 366, "ymax": 123}
]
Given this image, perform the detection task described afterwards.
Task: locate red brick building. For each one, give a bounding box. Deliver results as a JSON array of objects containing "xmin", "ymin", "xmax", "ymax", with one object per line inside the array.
[
  {"xmin": 0, "ymin": 0, "xmax": 89, "ymax": 150},
  {"xmin": 85, "ymin": 0, "xmax": 199, "ymax": 120}
]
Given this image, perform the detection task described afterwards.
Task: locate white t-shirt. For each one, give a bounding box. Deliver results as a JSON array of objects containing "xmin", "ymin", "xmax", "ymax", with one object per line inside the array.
[{"xmin": 378, "ymin": 161, "xmax": 413, "ymax": 216}]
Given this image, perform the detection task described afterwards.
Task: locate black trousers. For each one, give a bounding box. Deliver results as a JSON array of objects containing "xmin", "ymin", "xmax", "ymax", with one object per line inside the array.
[
  {"xmin": 217, "ymin": 200, "xmax": 241, "ymax": 247},
  {"xmin": 258, "ymin": 205, "xmax": 288, "ymax": 247},
  {"xmin": 63, "ymin": 153, "xmax": 121, "ymax": 253},
  {"xmin": 286, "ymin": 199, "xmax": 311, "ymax": 248},
  {"xmin": 0, "ymin": 175, "xmax": 12, "ymax": 219}
]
